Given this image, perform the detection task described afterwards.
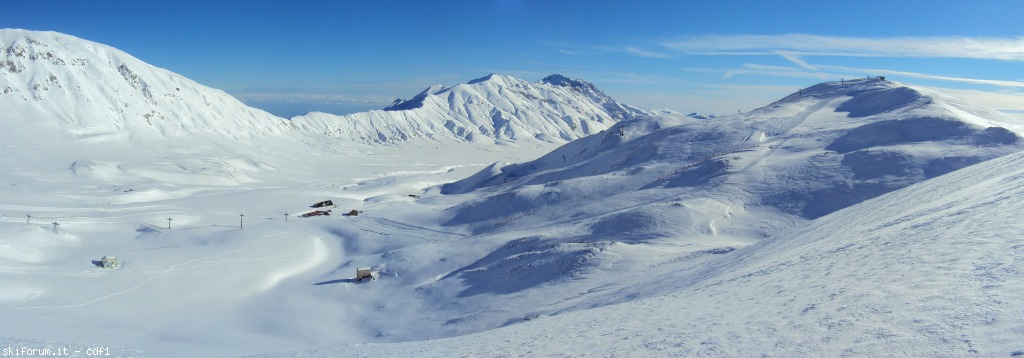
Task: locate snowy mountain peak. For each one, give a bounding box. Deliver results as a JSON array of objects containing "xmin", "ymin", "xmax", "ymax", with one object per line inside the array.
[
  {"xmin": 768, "ymin": 76, "xmax": 912, "ymax": 109},
  {"xmin": 443, "ymin": 77, "xmax": 1023, "ymax": 231},
  {"xmin": 540, "ymin": 73, "xmax": 592, "ymax": 89},
  {"xmin": 467, "ymin": 72, "xmax": 518, "ymax": 84},
  {"xmin": 540, "ymin": 73, "xmax": 646, "ymax": 121},
  {"xmin": 757, "ymin": 77, "xmax": 1024, "ymax": 133},
  {"xmin": 0, "ymin": 29, "xmax": 291, "ymax": 145},
  {"xmin": 541, "ymin": 74, "xmax": 614, "ymax": 105},
  {"xmin": 295, "ymin": 73, "xmax": 648, "ymax": 144},
  {"xmin": 385, "ymin": 84, "xmax": 449, "ymax": 111}
]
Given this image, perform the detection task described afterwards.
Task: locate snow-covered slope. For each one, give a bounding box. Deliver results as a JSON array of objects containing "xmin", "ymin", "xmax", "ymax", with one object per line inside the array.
[
  {"xmin": 0, "ymin": 29, "xmax": 293, "ymax": 144},
  {"xmin": 290, "ymin": 73, "xmax": 645, "ymax": 144},
  {"xmin": 411, "ymin": 78, "xmax": 1024, "ymax": 332},
  {"xmin": 5, "ymin": 29, "xmax": 1024, "ymax": 357},
  {"xmin": 445, "ymin": 77, "xmax": 1022, "ymax": 225},
  {"xmin": 1, "ymin": 28, "xmax": 644, "ymax": 149},
  {"xmin": 279, "ymin": 132, "xmax": 1024, "ymax": 357},
  {"xmin": 0, "ymin": 29, "xmax": 320, "ymax": 200}
]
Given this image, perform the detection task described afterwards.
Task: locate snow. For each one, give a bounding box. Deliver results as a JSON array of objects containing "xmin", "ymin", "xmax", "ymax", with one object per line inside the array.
[
  {"xmin": 275, "ymin": 147, "xmax": 1024, "ymax": 357},
  {"xmin": 0, "ymin": 29, "xmax": 292, "ymax": 145},
  {"xmin": 3, "ymin": 29, "xmax": 1024, "ymax": 357},
  {"xmin": 291, "ymin": 73, "xmax": 645, "ymax": 144},
  {"xmin": 686, "ymin": 112, "xmax": 716, "ymax": 119}
]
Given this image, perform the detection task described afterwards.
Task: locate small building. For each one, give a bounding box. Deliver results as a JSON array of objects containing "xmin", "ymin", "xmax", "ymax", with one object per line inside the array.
[
  {"xmin": 101, "ymin": 256, "xmax": 118, "ymax": 269},
  {"xmin": 312, "ymin": 200, "xmax": 334, "ymax": 208},
  {"xmin": 356, "ymin": 267, "xmax": 378, "ymax": 281},
  {"xmin": 301, "ymin": 210, "xmax": 331, "ymax": 218}
]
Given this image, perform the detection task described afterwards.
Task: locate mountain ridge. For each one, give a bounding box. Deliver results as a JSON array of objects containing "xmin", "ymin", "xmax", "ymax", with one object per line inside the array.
[
  {"xmin": 0, "ymin": 28, "xmax": 293, "ymax": 145},
  {"xmin": 444, "ymin": 78, "xmax": 1023, "ymax": 221},
  {"xmin": 292, "ymin": 73, "xmax": 647, "ymax": 144},
  {"xmin": 2, "ymin": 29, "xmax": 652, "ymax": 148},
  {"xmin": 425, "ymin": 78, "xmax": 1024, "ymax": 318}
]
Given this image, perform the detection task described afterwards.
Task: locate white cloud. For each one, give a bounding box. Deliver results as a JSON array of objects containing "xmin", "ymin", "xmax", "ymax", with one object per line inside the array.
[
  {"xmin": 688, "ymin": 63, "xmax": 851, "ymax": 81},
  {"xmin": 815, "ymin": 64, "xmax": 1024, "ymax": 88},
  {"xmin": 777, "ymin": 52, "xmax": 817, "ymax": 70},
  {"xmin": 722, "ymin": 67, "xmax": 832, "ymax": 80},
  {"xmin": 730, "ymin": 55, "xmax": 1024, "ymax": 89},
  {"xmin": 622, "ymin": 46, "xmax": 672, "ymax": 59},
  {"xmin": 659, "ymin": 34, "xmax": 1024, "ymax": 61}
]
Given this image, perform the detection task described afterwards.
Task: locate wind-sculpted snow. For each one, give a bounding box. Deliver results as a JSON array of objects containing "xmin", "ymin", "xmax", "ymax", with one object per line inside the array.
[
  {"xmin": 448, "ymin": 78, "xmax": 1024, "ymax": 228},
  {"xmin": 291, "ymin": 139, "xmax": 1024, "ymax": 358},
  {"xmin": 835, "ymin": 86, "xmax": 928, "ymax": 117},
  {"xmin": 825, "ymin": 117, "xmax": 1011, "ymax": 153},
  {"xmin": 292, "ymin": 73, "xmax": 645, "ymax": 144},
  {"xmin": 430, "ymin": 235, "xmax": 610, "ymax": 297},
  {"xmin": 437, "ymin": 78, "xmax": 1024, "ymax": 312}
]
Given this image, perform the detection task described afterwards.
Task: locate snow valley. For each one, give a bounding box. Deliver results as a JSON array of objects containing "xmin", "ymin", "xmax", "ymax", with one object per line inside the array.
[{"xmin": 2, "ymin": 29, "xmax": 1022, "ymax": 357}]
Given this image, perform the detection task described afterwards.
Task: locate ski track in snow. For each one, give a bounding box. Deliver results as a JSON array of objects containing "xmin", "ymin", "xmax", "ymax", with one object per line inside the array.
[
  {"xmin": 734, "ymin": 97, "xmax": 838, "ymax": 174},
  {"xmin": 11, "ymin": 232, "xmax": 295, "ymax": 310}
]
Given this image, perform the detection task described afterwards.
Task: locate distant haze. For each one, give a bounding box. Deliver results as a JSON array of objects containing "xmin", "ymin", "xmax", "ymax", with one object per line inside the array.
[{"xmin": 239, "ymin": 100, "xmax": 382, "ymax": 118}]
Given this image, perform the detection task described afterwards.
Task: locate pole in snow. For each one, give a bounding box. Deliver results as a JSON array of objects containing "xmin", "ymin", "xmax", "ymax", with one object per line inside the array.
[
  {"xmin": 240, "ymin": 214, "xmax": 244, "ymax": 229},
  {"xmin": 167, "ymin": 217, "xmax": 172, "ymax": 230},
  {"xmin": 284, "ymin": 213, "xmax": 289, "ymax": 222}
]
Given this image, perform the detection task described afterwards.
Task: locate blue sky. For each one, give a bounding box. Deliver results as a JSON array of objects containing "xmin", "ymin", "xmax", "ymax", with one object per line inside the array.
[{"xmin": 4, "ymin": 0, "xmax": 1023, "ymax": 117}]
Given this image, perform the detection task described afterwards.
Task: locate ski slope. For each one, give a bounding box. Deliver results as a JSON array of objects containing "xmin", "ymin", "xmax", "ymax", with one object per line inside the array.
[
  {"xmin": 275, "ymin": 141, "xmax": 1024, "ymax": 357},
  {"xmin": 3, "ymin": 29, "xmax": 1024, "ymax": 357}
]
